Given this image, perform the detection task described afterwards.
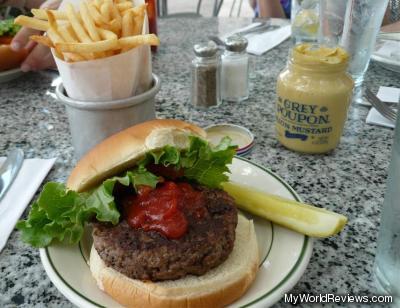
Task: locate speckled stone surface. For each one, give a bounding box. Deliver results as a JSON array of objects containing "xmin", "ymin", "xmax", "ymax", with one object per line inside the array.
[{"xmin": 1, "ymin": 17, "xmax": 400, "ymax": 308}]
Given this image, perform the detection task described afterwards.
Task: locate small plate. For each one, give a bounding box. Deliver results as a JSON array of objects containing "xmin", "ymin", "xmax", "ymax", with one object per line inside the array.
[
  {"xmin": 40, "ymin": 157, "xmax": 313, "ymax": 308},
  {"xmin": 205, "ymin": 124, "xmax": 255, "ymax": 156},
  {"xmin": 0, "ymin": 68, "xmax": 24, "ymax": 83}
]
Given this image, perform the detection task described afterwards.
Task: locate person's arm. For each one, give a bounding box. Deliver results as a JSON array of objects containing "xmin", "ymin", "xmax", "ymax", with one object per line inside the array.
[
  {"xmin": 382, "ymin": 6, "xmax": 392, "ymax": 25},
  {"xmin": 258, "ymin": 0, "xmax": 286, "ymax": 18},
  {"xmin": 10, "ymin": 0, "xmax": 61, "ymax": 71},
  {"xmin": 248, "ymin": 0, "xmax": 257, "ymax": 10},
  {"xmin": 381, "ymin": 20, "xmax": 400, "ymax": 32}
]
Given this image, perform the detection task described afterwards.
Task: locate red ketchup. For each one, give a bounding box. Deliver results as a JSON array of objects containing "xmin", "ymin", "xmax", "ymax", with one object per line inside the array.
[{"xmin": 124, "ymin": 181, "xmax": 207, "ymax": 239}]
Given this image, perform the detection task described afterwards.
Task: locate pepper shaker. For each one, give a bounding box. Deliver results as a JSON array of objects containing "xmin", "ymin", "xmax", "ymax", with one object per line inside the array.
[
  {"xmin": 191, "ymin": 41, "xmax": 221, "ymax": 108},
  {"xmin": 221, "ymin": 34, "xmax": 249, "ymax": 102}
]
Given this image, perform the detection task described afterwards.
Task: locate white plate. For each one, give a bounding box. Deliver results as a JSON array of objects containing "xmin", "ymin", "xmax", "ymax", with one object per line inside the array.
[
  {"xmin": 0, "ymin": 68, "xmax": 24, "ymax": 83},
  {"xmin": 40, "ymin": 157, "xmax": 313, "ymax": 308},
  {"xmin": 371, "ymin": 40, "xmax": 400, "ymax": 73}
]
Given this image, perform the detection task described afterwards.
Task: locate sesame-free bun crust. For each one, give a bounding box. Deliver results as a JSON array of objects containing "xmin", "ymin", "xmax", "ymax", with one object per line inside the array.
[
  {"xmin": 89, "ymin": 214, "xmax": 259, "ymax": 308},
  {"xmin": 67, "ymin": 119, "xmax": 206, "ymax": 192}
]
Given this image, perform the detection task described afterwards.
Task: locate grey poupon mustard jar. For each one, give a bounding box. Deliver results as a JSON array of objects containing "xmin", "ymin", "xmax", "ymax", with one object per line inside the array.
[{"xmin": 276, "ymin": 44, "xmax": 354, "ymax": 154}]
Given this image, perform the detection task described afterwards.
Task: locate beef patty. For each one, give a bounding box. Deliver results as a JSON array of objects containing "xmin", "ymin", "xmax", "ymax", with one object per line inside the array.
[{"xmin": 92, "ymin": 186, "xmax": 238, "ymax": 281}]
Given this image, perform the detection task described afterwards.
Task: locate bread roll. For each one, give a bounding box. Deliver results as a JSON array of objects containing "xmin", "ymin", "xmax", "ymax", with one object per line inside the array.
[
  {"xmin": 67, "ymin": 119, "xmax": 206, "ymax": 192},
  {"xmin": 0, "ymin": 44, "xmax": 27, "ymax": 71},
  {"xmin": 90, "ymin": 215, "xmax": 259, "ymax": 308}
]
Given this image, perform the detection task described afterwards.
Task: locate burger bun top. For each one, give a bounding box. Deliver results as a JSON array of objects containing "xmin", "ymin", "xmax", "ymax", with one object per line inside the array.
[{"xmin": 67, "ymin": 119, "xmax": 206, "ymax": 192}]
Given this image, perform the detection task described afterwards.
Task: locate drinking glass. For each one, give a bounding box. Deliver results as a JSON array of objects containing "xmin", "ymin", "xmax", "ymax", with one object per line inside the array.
[
  {"xmin": 374, "ymin": 112, "xmax": 400, "ymax": 306},
  {"xmin": 318, "ymin": 0, "xmax": 389, "ymax": 104},
  {"xmin": 291, "ymin": 0, "xmax": 320, "ymax": 43}
]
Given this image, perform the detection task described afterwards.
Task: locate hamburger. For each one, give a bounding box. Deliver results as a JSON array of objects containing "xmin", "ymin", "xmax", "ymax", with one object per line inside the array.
[
  {"xmin": 0, "ymin": 18, "xmax": 27, "ymax": 71},
  {"xmin": 17, "ymin": 119, "xmax": 259, "ymax": 308}
]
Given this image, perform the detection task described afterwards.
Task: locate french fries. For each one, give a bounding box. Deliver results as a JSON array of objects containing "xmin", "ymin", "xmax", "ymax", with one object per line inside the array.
[
  {"xmin": 100, "ymin": 3, "xmax": 111, "ymax": 22},
  {"xmin": 46, "ymin": 10, "xmax": 58, "ymax": 30},
  {"xmin": 32, "ymin": 8, "xmax": 66, "ymax": 20},
  {"xmin": 94, "ymin": 0, "xmax": 103, "ymax": 10},
  {"xmin": 46, "ymin": 27, "xmax": 66, "ymax": 60},
  {"xmin": 122, "ymin": 10, "xmax": 134, "ymax": 37},
  {"xmin": 32, "ymin": 8, "xmax": 67, "ymax": 20},
  {"xmin": 30, "ymin": 35, "xmax": 53, "ymax": 47},
  {"xmin": 119, "ymin": 34, "xmax": 159, "ymax": 49},
  {"xmin": 80, "ymin": 2, "xmax": 101, "ymax": 41},
  {"xmin": 58, "ymin": 25, "xmax": 96, "ymax": 61},
  {"xmin": 14, "ymin": 0, "xmax": 160, "ymax": 63},
  {"xmin": 59, "ymin": 24, "xmax": 79, "ymax": 43},
  {"xmin": 98, "ymin": 28, "xmax": 118, "ymax": 40},
  {"xmin": 117, "ymin": 2, "xmax": 132, "ymax": 11},
  {"xmin": 14, "ymin": 15, "xmax": 49, "ymax": 31},
  {"xmin": 131, "ymin": 5, "xmax": 146, "ymax": 35},
  {"xmin": 88, "ymin": 3, "xmax": 108, "ymax": 25},
  {"xmin": 66, "ymin": 3, "xmax": 92, "ymax": 43},
  {"xmin": 56, "ymin": 39, "xmax": 119, "ymax": 53},
  {"xmin": 57, "ymin": 34, "xmax": 159, "ymax": 53}
]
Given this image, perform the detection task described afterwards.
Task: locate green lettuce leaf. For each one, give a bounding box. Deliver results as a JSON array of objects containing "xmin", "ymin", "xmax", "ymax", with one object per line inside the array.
[
  {"xmin": 17, "ymin": 136, "xmax": 236, "ymax": 247},
  {"xmin": 182, "ymin": 136, "xmax": 237, "ymax": 187},
  {"xmin": 17, "ymin": 168, "xmax": 160, "ymax": 248},
  {"xmin": 0, "ymin": 19, "xmax": 21, "ymax": 36},
  {"xmin": 17, "ymin": 183, "xmax": 87, "ymax": 247},
  {"xmin": 144, "ymin": 136, "xmax": 237, "ymax": 188}
]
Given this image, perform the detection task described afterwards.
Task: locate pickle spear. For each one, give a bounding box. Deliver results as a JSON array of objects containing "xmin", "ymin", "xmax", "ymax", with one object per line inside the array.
[{"xmin": 222, "ymin": 182, "xmax": 347, "ymax": 237}]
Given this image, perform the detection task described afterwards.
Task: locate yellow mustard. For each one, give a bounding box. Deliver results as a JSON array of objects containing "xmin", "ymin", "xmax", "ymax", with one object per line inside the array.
[{"xmin": 276, "ymin": 44, "xmax": 354, "ymax": 154}]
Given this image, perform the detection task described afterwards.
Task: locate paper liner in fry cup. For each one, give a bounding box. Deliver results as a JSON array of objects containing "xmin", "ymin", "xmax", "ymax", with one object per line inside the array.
[{"xmin": 53, "ymin": 45, "xmax": 151, "ymax": 101}]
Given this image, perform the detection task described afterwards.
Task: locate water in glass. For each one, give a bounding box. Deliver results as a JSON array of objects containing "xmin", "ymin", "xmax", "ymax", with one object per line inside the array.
[
  {"xmin": 374, "ymin": 113, "xmax": 400, "ymax": 305},
  {"xmin": 291, "ymin": 0, "xmax": 319, "ymax": 43},
  {"xmin": 319, "ymin": 0, "xmax": 389, "ymax": 103}
]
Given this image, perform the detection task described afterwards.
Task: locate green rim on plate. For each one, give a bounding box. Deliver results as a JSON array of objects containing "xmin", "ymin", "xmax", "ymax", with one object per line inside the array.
[{"xmin": 44, "ymin": 156, "xmax": 310, "ymax": 308}]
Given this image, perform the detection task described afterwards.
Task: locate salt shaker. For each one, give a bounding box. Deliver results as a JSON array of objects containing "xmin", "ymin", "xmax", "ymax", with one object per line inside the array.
[
  {"xmin": 221, "ymin": 34, "xmax": 249, "ymax": 102},
  {"xmin": 191, "ymin": 41, "xmax": 221, "ymax": 108}
]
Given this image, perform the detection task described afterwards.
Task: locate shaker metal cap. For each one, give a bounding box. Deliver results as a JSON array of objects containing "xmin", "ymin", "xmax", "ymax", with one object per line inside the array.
[
  {"xmin": 224, "ymin": 34, "xmax": 248, "ymax": 52},
  {"xmin": 193, "ymin": 41, "xmax": 218, "ymax": 57}
]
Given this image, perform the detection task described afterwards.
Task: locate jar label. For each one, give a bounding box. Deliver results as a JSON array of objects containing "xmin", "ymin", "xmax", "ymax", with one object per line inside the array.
[{"xmin": 276, "ymin": 96, "xmax": 334, "ymax": 146}]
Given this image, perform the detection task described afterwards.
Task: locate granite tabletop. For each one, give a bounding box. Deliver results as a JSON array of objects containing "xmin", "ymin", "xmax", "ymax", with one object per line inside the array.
[{"xmin": 1, "ymin": 17, "xmax": 400, "ymax": 308}]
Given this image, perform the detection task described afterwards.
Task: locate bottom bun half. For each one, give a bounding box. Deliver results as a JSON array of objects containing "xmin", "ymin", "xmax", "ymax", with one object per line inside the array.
[
  {"xmin": 89, "ymin": 214, "xmax": 259, "ymax": 308},
  {"xmin": 0, "ymin": 45, "xmax": 28, "ymax": 71}
]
